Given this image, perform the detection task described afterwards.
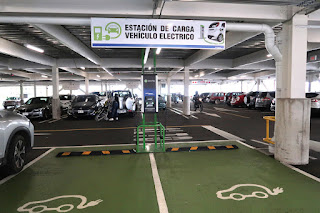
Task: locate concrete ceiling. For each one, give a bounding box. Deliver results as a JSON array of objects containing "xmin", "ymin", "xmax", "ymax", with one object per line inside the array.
[{"xmin": 0, "ymin": 0, "xmax": 319, "ymax": 84}]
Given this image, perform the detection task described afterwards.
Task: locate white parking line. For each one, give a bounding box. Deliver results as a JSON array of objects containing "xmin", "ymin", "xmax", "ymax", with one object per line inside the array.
[
  {"xmin": 202, "ymin": 125, "xmax": 244, "ymax": 141},
  {"xmin": 149, "ymin": 153, "xmax": 169, "ymax": 213},
  {"xmin": 169, "ymin": 108, "xmax": 189, "ymax": 119},
  {"xmin": 214, "ymin": 107, "xmax": 239, "ymax": 113},
  {"xmin": 202, "ymin": 111, "xmax": 221, "ymax": 118},
  {"xmin": 38, "ymin": 119, "xmax": 54, "ymax": 124},
  {"xmin": 251, "ymin": 139, "xmax": 270, "ymax": 146},
  {"xmin": 238, "ymin": 140, "xmax": 320, "ymax": 183},
  {"xmin": 172, "ymin": 108, "xmax": 198, "ymax": 119},
  {"xmin": 0, "ymin": 148, "xmax": 55, "ymax": 185},
  {"xmin": 48, "ymin": 119, "xmax": 61, "ymax": 124},
  {"xmin": 34, "ymin": 133, "xmax": 52, "ymax": 136},
  {"xmin": 309, "ymin": 156, "xmax": 317, "ymax": 160}
]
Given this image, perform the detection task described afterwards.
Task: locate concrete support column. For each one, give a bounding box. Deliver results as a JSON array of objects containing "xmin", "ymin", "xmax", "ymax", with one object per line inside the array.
[
  {"xmin": 46, "ymin": 86, "xmax": 48, "ymax": 96},
  {"xmin": 275, "ymin": 14, "xmax": 310, "ymax": 165},
  {"xmin": 167, "ymin": 78, "xmax": 172, "ymax": 107},
  {"xmin": 183, "ymin": 67, "xmax": 190, "ymax": 116},
  {"xmin": 52, "ymin": 66, "xmax": 61, "ymax": 120},
  {"xmin": 307, "ymin": 75, "xmax": 312, "ymax": 92},
  {"xmin": 33, "ymin": 81, "xmax": 37, "ymax": 97},
  {"xmin": 101, "ymin": 81, "xmax": 103, "ymax": 93},
  {"xmin": 19, "ymin": 81, "xmax": 24, "ymax": 104},
  {"xmin": 70, "ymin": 90, "xmax": 72, "ymax": 95},
  {"xmin": 257, "ymin": 79, "xmax": 261, "ymax": 91},
  {"xmin": 240, "ymin": 81, "xmax": 243, "ymax": 92},
  {"xmin": 85, "ymin": 76, "xmax": 89, "ymax": 95}
]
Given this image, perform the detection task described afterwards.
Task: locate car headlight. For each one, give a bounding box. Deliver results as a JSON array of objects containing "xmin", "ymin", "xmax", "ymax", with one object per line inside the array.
[
  {"xmin": 33, "ymin": 108, "xmax": 45, "ymax": 112},
  {"xmin": 91, "ymin": 105, "xmax": 96, "ymax": 109}
]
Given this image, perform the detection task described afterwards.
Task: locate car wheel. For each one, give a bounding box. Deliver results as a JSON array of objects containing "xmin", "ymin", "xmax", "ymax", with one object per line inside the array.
[
  {"xmin": 6, "ymin": 134, "xmax": 27, "ymax": 174},
  {"xmin": 129, "ymin": 111, "xmax": 136, "ymax": 117},
  {"xmin": 217, "ymin": 34, "xmax": 224, "ymax": 42},
  {"xmin": 215, "ymin": 99, "xmax": 220, "ymax": 104},
  {"xmin": 4, "ymin": 106, "xmax": 7, "ymax": 109}
]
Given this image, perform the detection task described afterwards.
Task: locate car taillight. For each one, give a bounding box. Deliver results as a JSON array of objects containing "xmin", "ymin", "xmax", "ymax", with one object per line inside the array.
[
  {"xmin": 263, "ymin": 97, "xmax": 270, "ymax": 101},
  {"xmin": 311, "ymin": 99, "xmax": 319, "ymax": 102},
  {"xmin": 236, "ymin": 97, "xmax": 240, "ymax": 101}
]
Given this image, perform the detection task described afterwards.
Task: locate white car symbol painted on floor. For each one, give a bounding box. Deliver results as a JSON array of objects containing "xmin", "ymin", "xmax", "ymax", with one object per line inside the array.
[
  {"xmin": 216, "ymin": 184, "xmax": 284, "ymax": 201},
  {"xmin": 17, "ymin": 195, "xmax": 103, "ymax": 213}
]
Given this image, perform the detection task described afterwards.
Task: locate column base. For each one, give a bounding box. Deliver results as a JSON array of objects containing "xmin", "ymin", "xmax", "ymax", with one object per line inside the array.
[
  {"xmin": 183, "ymin": 96, "xmax": 190, "ymax": 116},
  {"xmin": 52, "ymin": 98, "xmax": 61, "ymax": 120},
  {"xmin": 167, "ymin": 95, "xmax": 172, "ymax": 108},
  {"xmin": 274, "ymin": 98, "xmax": 310, "ymax": 165}
]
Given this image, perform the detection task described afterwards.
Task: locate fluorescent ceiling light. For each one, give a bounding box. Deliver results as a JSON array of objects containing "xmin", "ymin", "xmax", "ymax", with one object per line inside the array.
[
  {"xmin": 118, "ymin": 79, "xmax": 122, "ymax": 81},
  {"xmin": 96, "ymin": 75, "xmax": 100, "ymax": 78},
  {"xmin": 144, "ymin": 48, "xmax": 150, "ymax": 64},
  {"xmin": 148, "ymin": 67, "xmax": 151, "ymax": 70},
  {"xmin": 156, "ymin": 48, "xmax": 162, "ymax": 55},
  {"xmin": 80, "ymin": 67, "xmax": 85, "ymax": 70},
  {"xmin": 195, "ymin": 75, "xmax": 199, "ymax": 77},
  {"xmin": 25, "ymin": 44, "xmax": 44, "ymax": 53},
  {"xmin": 267, "ymin": 54, "xmax": 272, "ymax": 57},
  {"xmin": 102, "ymin": 67, "xmax": 114, "ymax": 76},
  {"xmin": 8, "ymin": 68, "xmax": 12, "ymax": 70},
  {"xmin": 41, "ymin": 75, "xmax": 48, "ymax": 78}
]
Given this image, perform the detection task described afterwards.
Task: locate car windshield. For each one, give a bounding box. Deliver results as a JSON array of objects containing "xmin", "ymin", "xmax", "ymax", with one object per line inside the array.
[
  {"xmin": 112, "ymin": 91, "xmax": 132, "ymax": 97},
  {"xmin": 59, "ymin": 95, "xmax": 72, "ymax": 100},
  {"xmin": 25, "ymin": 97, "xmax": 49, "ymax": 105},
  {"xmin": 306, "ymin": 93, "xmax": 319, "ymax": 98},
  {"xmin": 75, "ymin": 96, "xmax": 96, "ymax": 103},
  {"xmin": 6, "ymin": 97, "xmax": 18, "ymax": 100},
  {"xmin": 259, "ymin": 92, "xmax": 267, "ymax": 98},
  {"xmin": 158, "ymin": 96, "xmax": 165, "ymax": 101}
]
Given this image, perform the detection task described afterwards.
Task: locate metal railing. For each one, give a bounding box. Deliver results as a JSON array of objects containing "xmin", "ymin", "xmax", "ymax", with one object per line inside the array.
[
  {"xmin": 136, "ymin": 122, "xmax": 166, "ymax": 153},
  {"xmin": 263, "ymin": 116, "xmax": 275, "ymax": 144}
]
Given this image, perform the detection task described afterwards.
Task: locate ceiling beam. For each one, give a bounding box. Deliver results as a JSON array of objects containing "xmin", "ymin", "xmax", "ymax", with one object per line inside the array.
[
  {"xmin": 34, "ymin": 24, "xmax": 101, "ymax": 65},
  {"xmin": 0, "ymin": 37, "xmax": 55, "ymax": 66},
  {"xmin": 161, "ymin": 2, "xmax": 290, "ymax": 22},
  {"xmin": 233, "ymin": 49, "xmax": 271, "ymax": 68}
]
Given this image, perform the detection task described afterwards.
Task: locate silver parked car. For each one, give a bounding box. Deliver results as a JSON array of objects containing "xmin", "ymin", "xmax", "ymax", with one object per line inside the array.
[{"xmin": 0, "ymin": 110, "xmax": 34, "ymax": 173}]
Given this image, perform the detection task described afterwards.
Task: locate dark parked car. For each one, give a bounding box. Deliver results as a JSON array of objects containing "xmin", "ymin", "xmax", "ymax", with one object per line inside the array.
[
  {"xmin": 68, "ymin": 95, "xmax": 101, "ymax": 118},
  {"xmin": 244, "ymin": 91, "xmax": 259, "ymax": 109},
  {"xmin": 255, "ymin": 91, "xmax": 275, "ymax": 110},
  {"xmin": 15, "ymin": 97, "xmax": 53, "ymax": 119},
  {"xmin": 3, "ymin": 97, "xmax": 21, "ymax": 109},
  {"xmin": 158, "ymin": 95, "xmax": 166, "ymax": 110}
]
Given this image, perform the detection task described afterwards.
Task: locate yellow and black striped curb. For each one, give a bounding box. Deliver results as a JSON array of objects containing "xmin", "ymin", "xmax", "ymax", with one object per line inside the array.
[{"xmin": 56, "ymin": 145, "xmax": 238, "ymax": 157}]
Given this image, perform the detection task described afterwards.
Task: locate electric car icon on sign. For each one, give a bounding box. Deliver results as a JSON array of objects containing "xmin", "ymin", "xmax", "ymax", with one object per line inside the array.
[{"xmin": 207, "ymin": 22, "xmax": 225, "ymax": 42}]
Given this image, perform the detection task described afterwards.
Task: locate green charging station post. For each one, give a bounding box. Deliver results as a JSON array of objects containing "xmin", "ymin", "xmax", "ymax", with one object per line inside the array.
[{"xmin": 136, "ymin": 49, "xmax": 165, "ymax": 153}]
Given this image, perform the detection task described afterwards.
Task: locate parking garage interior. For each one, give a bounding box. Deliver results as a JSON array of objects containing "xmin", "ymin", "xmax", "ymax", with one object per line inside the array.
[{"xmin": 1, "ymin": 0, "xmax": 320, "ymax": 212}]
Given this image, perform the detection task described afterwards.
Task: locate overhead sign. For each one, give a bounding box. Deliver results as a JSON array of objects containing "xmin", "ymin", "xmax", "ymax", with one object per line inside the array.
[{"xmin": 91, "ymin": 18, "xmax": 226, "ymax": 49}]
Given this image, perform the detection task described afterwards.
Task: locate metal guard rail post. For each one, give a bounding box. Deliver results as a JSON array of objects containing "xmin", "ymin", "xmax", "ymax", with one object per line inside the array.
[
  {"xmin": 136, "ymin": 122, "xmax": 165, "ymax": 153},
  {"xmin": 263, "ymin": 116, "xmax": 275, "ymax": 144}
]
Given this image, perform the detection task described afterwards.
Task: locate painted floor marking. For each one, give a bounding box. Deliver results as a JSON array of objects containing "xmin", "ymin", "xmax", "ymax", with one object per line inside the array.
[
  {"xmin": 203, "ymin": 125, "xmax": 244, "ymax": 141},
  {"xmin": 251, "ymin": 139, "xmax": 270, "ymax": 146},
  {"xmin": 310, "ymin": 140, "xmax": 320, "ymax": 152},
  {"xmin": 309, "ymin": 156, "xmax": 317, "ymax": 160},
  {"xmin": 48, "ymin": 118, "xmax": 61, "ymax": 124},
  {"xmin": 34, "ymin": 133, "xmax": 52, "ymax": 136},
  {"xmin": 0, "ymin": 148, "xmax": 55, "ymax": 186},
  {"xmin": 172, "ymin": 108, "xmax": 198, "ymax": 119},
  {"xmin": 17, "ymin": 195, "xmax": 103, "ymax": 213},
  {"xmin": 205, "ymin": 108, "xmax": 250, "ymax": 119},
  {"xmin": 38, "ymin": 119, "xmax": 54, "ymax": 124},
  {"xmin": 134, "ymin": 127, "xmax": 193, "ymax": 142},
  {"xmin": 216, "ymin": 184, "xmax": 283, "ymax": 201},
  {"xmin": 238, "ymin": 140, "xmax": 320, "ymax": 183},
  {"xmin": 149, "ymin": 153, "xmax": 169, "ymax": 213},
  {"xmin": 32, "ymin": 140, "xmax": 235, "ymax": 150},
  {"xmin": 169, "ymin": 108, "xmax": 189, "ymax": 119},
  {"xmin": 202, "ymin": 111, "xmax": 221, "ymax": 118},
  {"xmin": 214, "ymin": 107, "xmax": 239, "ymax": 112}
]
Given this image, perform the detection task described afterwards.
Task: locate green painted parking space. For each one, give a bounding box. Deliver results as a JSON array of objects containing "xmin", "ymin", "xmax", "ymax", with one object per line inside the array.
[
  {"xmin": 155, "ymin": 142, "xmax": 320, "ymax": 213},
  {"xmin": 0, "ymin": 146, "xmax": 158, "ymax": 213},
  {"xmin": 1, "ymin": 141, "xmax": 320, "ymax": 213}
]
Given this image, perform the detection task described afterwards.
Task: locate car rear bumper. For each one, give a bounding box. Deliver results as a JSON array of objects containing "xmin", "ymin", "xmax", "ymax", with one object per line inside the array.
[{"xmin": 69, "ymin": 109, "xmax": 95, "ymax": 117}]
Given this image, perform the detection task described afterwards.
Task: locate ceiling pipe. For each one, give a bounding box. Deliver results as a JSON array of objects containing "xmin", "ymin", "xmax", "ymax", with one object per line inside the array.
[
  {"xmin": 0, "ymin": 16, "xmax": 90, "ymax": 26},
  {"xmin": 227, "ymin": 23, "xmax": 282, "ymax": 62}
]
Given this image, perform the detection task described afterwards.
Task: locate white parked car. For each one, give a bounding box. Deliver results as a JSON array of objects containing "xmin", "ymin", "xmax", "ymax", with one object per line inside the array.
[
  {"xmin": 0, "ymin": 110, "xmax": 34, "ymax": 173},
  {"xmin": 207, "ymin": 22, "xmax": 225, "ymax": 42},
  {"xmin": 60, "ymin": 95, "xmax": 75, "ymax": 111},
  {"xmin": 112, "ymin": 90, "xmax": 137, "ymax": 117}
]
